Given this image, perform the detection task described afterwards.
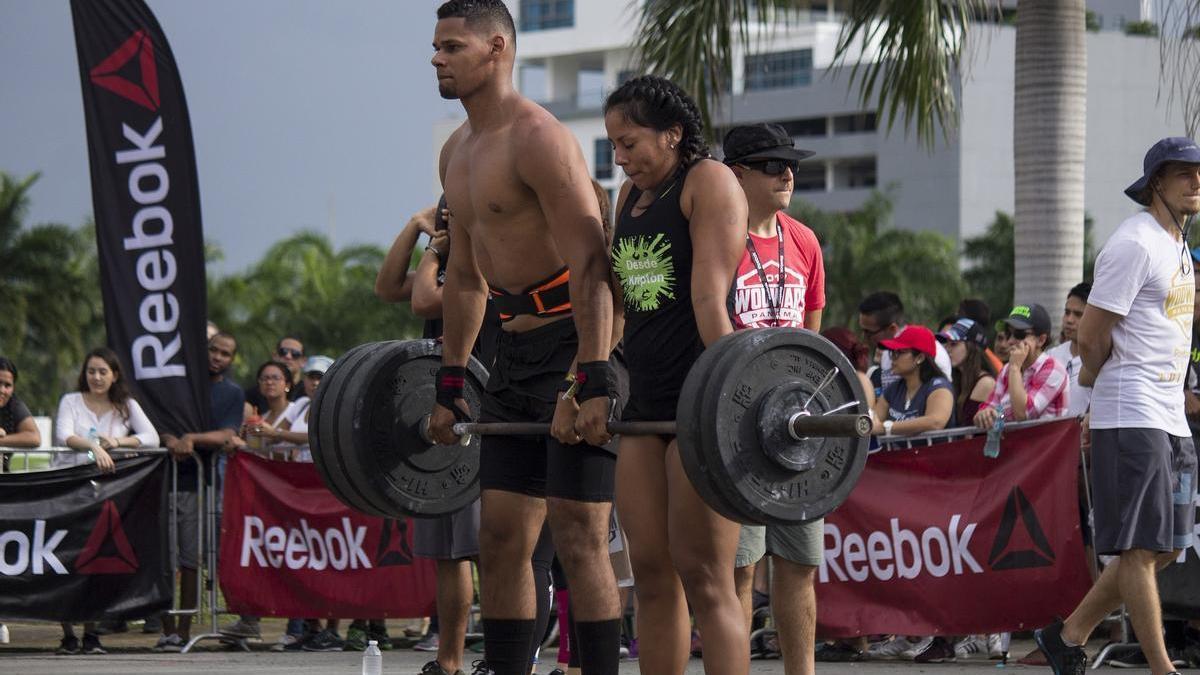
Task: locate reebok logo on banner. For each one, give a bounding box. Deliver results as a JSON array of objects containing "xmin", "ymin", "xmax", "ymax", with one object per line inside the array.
[
  {"xmin": 76, "ymin": 500, "xmax": 139, "ymax": 574},
  {"xmin": 988, "ymin": 487, "xmax": 1055, "ymax": 570},
  {"xmin": 90, "ymin": 29, "xmax": 160, "ymax": 111},
  {"xmin": 375, "ymin": 520, "xmax": 413, "ymax": 567}
]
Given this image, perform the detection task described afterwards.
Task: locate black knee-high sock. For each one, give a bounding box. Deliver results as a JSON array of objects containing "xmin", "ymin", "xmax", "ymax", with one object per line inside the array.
[
  {"xmin": 574, "ymin": 619, "xmax": 621, "ymax": 675},
  {"xmin": 529, "ymin": 525, "xmax": 556, "ymax": 666},
  {"xmin": 567, "ymin": 605, "xmax": 581, "ymax": 669},
  {"xmin": 483, "ymin": 618, "xmax": 536, "ymax": 675}
]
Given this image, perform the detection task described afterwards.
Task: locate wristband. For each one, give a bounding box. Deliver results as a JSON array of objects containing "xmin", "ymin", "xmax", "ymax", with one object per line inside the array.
[
  {"xmin": 574, "ymin": 361, "xmax": 613, "ymax": 404},
  {"xmin": 435, "ymin": 366, "xmax": 471, "ymax": 422},
  {"xmin": 882, "ymin": 420, "xmax": 894, "ymax": 436}
]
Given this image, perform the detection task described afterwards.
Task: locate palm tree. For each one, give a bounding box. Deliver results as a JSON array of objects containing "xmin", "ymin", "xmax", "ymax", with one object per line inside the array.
[
  {"xmin": 0, "ymin": 172, "xmax": 105, "ymax": 413},
  {"xmin": 630, "ymin": 0, "xmax": 1150, "ymax": 326}
]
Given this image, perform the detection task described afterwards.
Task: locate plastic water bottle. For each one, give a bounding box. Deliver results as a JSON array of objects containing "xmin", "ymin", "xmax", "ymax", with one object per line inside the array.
[
  {"xmin": 361, "ymin": 639, "xmax": 382, "ymax": 675},
  {"xmin": 983, "ymin": 409, "xmax": 1004, "ymax": 458}
]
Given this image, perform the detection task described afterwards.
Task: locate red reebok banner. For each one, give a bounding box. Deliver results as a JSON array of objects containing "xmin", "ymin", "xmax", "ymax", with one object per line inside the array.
[
  {"xmin": 71, "ymin": 0, "xmax": 211, "ymax": 436},
  {"xmin": 817, "ymin": 419, "xmax": 1090, "ymax": 636},
  {"xmin": 219, "ymin": 454, "xmax": 436, "ymax": 618}
]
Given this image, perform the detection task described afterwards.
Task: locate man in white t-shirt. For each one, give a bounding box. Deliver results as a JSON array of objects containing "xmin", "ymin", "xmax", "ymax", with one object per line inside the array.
[
  {"xmin": 1045, "ymin": 282, "xmax": 1093, "ymax": 418},
  {"xmin": 1036, "ymin": 137, "xmax": 1200, "ymax": 675}
]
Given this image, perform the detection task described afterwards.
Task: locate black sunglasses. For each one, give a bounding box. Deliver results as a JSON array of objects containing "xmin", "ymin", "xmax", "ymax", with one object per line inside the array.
[
  {"xmin": 1008, "ymin": 329, "xmax": 1030, "ymax": 341},
  {"xmin": 277, "ymin": 347, "xmax": 303, "ymax": 359},
  {"xmin": 741, "ymin": 159, "xmax": 800, "ymax": 176}
]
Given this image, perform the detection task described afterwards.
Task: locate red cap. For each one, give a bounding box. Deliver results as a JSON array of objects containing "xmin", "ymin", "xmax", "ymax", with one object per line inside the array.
[{"xmin": 878, "ymin": 325, "xmax": 937, "ymax": 359}]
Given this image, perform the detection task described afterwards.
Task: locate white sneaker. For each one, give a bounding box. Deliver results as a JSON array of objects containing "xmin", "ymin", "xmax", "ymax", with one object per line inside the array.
[
  {"xmin": 987, "ymin": 632, "xmax": 1008, "ymax": 659},
  {"xmin": 900, "ymin": 636, "xmax": 934, "ymax": 660},
  {"xmin": 866, "ymin": 636, "xmax": 912, "ymax": 659},
  {"xmin": 271, "ymin": 633, "xmax": 300, "ymax": 652},
  {"xmin": 0, "ymin": 623, "xmax": 9, "ymax": 644},
  {"xmin": 953, "ymin": 636, "xmax": 986, "ymax": 660},
  {"xmin": 153, "ymin": 633, "xmax": 183, "ymax": 653}
]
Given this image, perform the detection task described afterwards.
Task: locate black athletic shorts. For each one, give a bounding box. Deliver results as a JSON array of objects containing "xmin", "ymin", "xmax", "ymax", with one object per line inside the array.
[{"xmin": 478, "ymin": 318, "xmax": 616, "ymax": 502}]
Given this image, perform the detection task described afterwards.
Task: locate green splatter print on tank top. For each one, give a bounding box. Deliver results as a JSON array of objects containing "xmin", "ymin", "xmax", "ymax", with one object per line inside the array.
[{"xmin": 612, "ymin": 233, "xmax": 676, "ymax": 311}]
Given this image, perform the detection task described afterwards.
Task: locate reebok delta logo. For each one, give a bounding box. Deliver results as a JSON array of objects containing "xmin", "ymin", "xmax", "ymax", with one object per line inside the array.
[
  {"xmin": 76, "ymin": 500, "xmax": 140, "ymax": 574},
  {"xmin": 375, "ymin": 519, "xmax": 413, "ymax": 567},
  {"xmin": 90, "ymin": 30, "xmax": 160, "ymax": 111},
  {"xmin": 988, "ymin": 487, "xmax": 1055, "ymax": 570}
]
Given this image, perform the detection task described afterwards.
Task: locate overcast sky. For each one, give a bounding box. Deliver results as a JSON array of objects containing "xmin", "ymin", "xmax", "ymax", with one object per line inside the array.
[{"xmin": 0, "ymin": 0, "xmax": 462, "ymax": 274}]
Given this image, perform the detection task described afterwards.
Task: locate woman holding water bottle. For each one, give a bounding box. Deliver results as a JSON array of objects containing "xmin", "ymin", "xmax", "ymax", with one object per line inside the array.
[
  {"xmin": 52, "ymin": 347, "xmax": 159, "ymax": 655},
  {"xmin": 973, "ymin": 304, "xmax": 1069, "ymax": 429}
]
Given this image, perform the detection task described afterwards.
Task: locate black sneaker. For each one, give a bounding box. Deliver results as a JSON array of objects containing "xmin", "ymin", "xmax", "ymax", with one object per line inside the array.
[
  {"xmin": 56, "ymin": 635, "xmax": 80, "ymax": 655},
  {"xmin": 1034, "ymin": 619, "xmax": 1088, "ymax": 675},
  {"xmin": 814, "ymin": 641, "xmax": 863, "ymax": 662},
  {"xmin": 81, "ymin": 633, "xmax": 107, "ymax": 655},
  {"xmin": 420, "ymin": 660, "xmax": 465, "ymax": 675},
  {"xmin": 469, "ymin": 661, "xmax": 495, "ymax": 675},
  {"xmin": 1168, "ymin": 646, "xmax": 1190, "ymax": 668},
  {"xmin": 914, "ymin": 636, "xmax": 957, "ymax": 663},
  {"xmin": 302, "ymin": 629, "xmax": 345, "ymax": 652}
]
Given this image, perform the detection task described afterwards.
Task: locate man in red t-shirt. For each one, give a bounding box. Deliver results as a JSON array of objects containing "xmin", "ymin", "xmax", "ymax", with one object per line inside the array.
[{"xmin": 724, "ymin": 122, "xmax": 827, "ymax": 673}]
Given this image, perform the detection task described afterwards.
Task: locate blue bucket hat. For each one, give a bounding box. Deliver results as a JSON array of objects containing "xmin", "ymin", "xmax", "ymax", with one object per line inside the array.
[{"xmin": 1125, "ymin": 137, "xmax": 1200, "ymax": 206}]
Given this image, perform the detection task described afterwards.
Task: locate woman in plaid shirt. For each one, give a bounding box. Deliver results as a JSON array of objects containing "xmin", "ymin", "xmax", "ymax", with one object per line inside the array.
[{"xmin": 974, "ymin": 304, "xmax": 1069, "ymax": 428}]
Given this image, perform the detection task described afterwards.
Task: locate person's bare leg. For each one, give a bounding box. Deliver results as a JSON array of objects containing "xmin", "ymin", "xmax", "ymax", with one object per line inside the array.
[
  {"xmin": 1117, "ymin": 549, "xmax": 1179, "ymax": 675},
  {"xmin": 435, "ymin": 558, "xmax": 475, "ymax": 673},
  {"xmin": 478, "ymin": 490, "xmax": 545, "ymax": 620},
  {"xmin": 547, "ymin": 499, "xmax": 619, "ymax": 621},
  {"xmin": 665, "ymin": 441, "xmax": 748, "ymax": 675},
  {"xmin": 1061, "ymin": 557, "xmax": 1126, "ymax": 646},
  {"xmin": 771, "ymin": 558, "xmax": 817, "ymax": 675},
  {"xmin": 734, "ymin": 563, "xmax": 757, "ymax": 631},
  {"xmin": 616, "ymin": 436, "xmax": 689, "ymax": 674}
]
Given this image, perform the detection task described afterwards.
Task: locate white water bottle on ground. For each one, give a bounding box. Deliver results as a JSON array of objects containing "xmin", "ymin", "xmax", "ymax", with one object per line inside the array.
[{"xmin": 361, "ymin": 639, "xmax": 382, "ymax": 675}]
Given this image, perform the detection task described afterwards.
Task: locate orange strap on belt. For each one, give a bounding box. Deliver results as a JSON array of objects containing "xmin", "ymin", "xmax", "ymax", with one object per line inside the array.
[{"xmin": 489, "ymin": 267, "xmax": 572, "ymax": 322}]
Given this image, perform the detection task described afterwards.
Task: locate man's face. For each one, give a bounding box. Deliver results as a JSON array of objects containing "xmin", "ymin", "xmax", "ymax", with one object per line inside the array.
[
  {"xmin": 431, "ymin": 18, "xmax": 497, "ymax": 100},
  {"xmin": 733, "ymin": 160, "xmax": 794, "ymax": 214},
  {"xmin": 1156, "ymin": 162, "xmax": 1200, "ymax": 216},
  {"xmin": 1061, "ymin": 296, "xmax": 1086, "ymax": 342},
  {"xmin": 208, "ymin": 336, "xmax": 236, "ymax": 375},
  {"xmin": 276, "ymin": 338, "xmax": 304, "ymax": 377},
  {"xmin": 858, "ymin": 313, "xmax": 896, "ymax": 350}
]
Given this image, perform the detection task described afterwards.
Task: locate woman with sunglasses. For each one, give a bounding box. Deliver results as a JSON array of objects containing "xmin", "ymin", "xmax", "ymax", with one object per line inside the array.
[
  {"xmin": 870, "ymin": 325, "xmax": 955, "ymax": 437},
  {"xmin": 974, "ymin": 304, "xmax": 1069, "ymax": 428}
]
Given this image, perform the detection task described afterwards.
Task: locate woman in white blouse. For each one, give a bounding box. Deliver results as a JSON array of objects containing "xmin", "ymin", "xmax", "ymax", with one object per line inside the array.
[{"xmin": 53, "ymin": 348, "xmax": 159, "ymax": 655}]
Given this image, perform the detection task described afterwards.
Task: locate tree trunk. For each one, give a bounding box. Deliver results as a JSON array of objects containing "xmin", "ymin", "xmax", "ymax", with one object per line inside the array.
[{"xmin": 1013, "ymin": 0, "xmax": 1087, "ymax": 331}]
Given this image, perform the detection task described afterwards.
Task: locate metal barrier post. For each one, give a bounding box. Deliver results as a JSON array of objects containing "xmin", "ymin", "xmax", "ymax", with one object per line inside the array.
[{"xmin": 182, "ymin": 454, "xmax": 231, "ymax": 652}]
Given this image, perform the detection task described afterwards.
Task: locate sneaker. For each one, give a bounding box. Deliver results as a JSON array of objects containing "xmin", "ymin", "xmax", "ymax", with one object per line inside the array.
[
  {"xmin": 0, "ymin": 623, "xmax": 8, "ymax": 644},
  {"xmin": 987, "ymin": 632, "xmax": 1008, "ymax": 659},
  {"xmin": 271, "ymin": 633, "xmax": 300, "ymax": 652},
  {"xmin": 866, "ymin": 636, "xmax": 912, "ymax": 659},
  {"xmin": 302, "ymin": 628, "xmax": 345, "ymax": 652},
  {"xmin": 284, "ymin": 632, "xmax": 314, "ymax": 652},
  {"xmin": 218, "ymin": 618, "xmax": 261, "ymax": 639},
  {"xmin": 56, "ymin": 635, "xmax": 80, "ymax": 655},
  {"xmin": 420, "ymin": 661, "xmax": 465, "ymax": 675},
  {"xmin": 626, "ymin": 636, "xmax": 638, "ymax": 660},
  {"xmin": 414, "ymin": 632, "xmax": 440, "ymax": 652},
  {"xmin": 1034, "ymin": 619, "xmax": 1088, "ymax": 675},
  {"xmin": 914, "ymin": 636, "xmax": 956, "ymax": 663},
  {"xmin": 153, "ymin": 633, "xmax": 183, "ymax": 653},
  {"xmin": 469, "ymin": 661, "xmax": 495, "ymax": 675},
  {"xmin": 900, "ymin": 636, "xmax": 934, "ymax": 660},
  {"xmin": 345, "ymin": 625, "xmax": 367, "ymax": 652},
  {"xmin": 367, "ymin": 622, "xmax": 393, "ymax": 651},
  {"xmin": 81, "ymin": 633, "xmax": 107, "ymax": 655},
  {"xmin": 815, "ymin": 641, "xmax": 864, "ymax": 662},
  {"xmin": 1168, "ymin": 646, "xmax": 1189, "ymax": 668},
  {"xmin": 953, "ymin": 636, "xmax": 986, "ymax": 660}
]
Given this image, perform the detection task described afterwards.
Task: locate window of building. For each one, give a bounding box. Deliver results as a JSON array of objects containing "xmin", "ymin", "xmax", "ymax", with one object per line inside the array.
[
  {"xmin": 793, "ymin": 163, "xmax": 826, "ymax": 192},
  {"xmin": 779, "ymin": 117, "xmax": 826, "ymax": 137},
  {"xmin": 833, "ymin": 157, "xmax": 877, "ymax": 189},
  {"xmin": 519, "ymin": 64, "xmax": 548, "ymax": 102},
  {"xmin": 744, "ymin": 49, "xmax": 813, "ymax": 91},
  {"xmin": 519, "ymin": 0, "xmax": 574, "ymax": 31},
  {"xmin": 833, "ymin": 112, "xmax": 877, "ymax": 134},
  {"xmin": 594, "ymin": 138, "xmax": 613, "ymax": 180}
]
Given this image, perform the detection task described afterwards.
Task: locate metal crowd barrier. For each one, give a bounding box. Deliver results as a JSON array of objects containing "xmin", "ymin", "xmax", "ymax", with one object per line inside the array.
[{"xmin": 0, "ymin": 446, "xmax": 212, "ymax": 650}]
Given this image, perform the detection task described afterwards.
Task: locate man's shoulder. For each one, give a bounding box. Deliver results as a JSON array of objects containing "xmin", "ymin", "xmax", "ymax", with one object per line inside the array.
[
  {"xmin": 511, "ymin": 100, "xmax": 571, "ymax": 146},
  {"xmin": 1105, "ymin": 212, "xmax": 1158, "ymax": 247}
]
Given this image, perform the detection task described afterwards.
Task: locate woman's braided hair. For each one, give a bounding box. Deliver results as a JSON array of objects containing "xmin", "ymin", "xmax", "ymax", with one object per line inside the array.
[{"xmin": 603, "ymin": 75, "xmax": 709, "ymax": 167}]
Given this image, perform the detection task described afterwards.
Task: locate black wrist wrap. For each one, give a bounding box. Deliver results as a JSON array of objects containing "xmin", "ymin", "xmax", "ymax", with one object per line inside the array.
[
  {"xmin": 435, "ymin": 366, "xmax": 470, "ymax": 422},
  {"xmin": 574, "ymin": 361, "xmax": 613, "ymax": 404}
]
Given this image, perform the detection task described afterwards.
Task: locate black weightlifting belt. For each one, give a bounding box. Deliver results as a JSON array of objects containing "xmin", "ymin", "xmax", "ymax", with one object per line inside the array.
[{"xmin": 488, "ymin": 266, "xmax": 572, "ymax": 323}]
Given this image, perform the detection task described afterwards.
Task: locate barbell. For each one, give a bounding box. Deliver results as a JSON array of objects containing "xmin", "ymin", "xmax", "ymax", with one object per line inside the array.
[{"xmin": 308, "ymin": 328, "xmax": 871, "ymax": 526}]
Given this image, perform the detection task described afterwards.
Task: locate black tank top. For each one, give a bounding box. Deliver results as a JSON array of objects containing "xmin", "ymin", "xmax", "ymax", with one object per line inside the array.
[{"xmin": 612, "ymin": 165, "xmax": 704, "ymax": 417}]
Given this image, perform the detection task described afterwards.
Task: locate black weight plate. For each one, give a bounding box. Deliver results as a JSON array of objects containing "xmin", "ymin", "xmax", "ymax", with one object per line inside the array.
[
  {"xmin": 311, "ymin": 341, "xmax": 396, "ymax": 515},
  {"xmin": 340, "ymin": 339, "xmax": 488, "ymax": 518},
  {"xmin": 675, "ymin": 332, "xmax": 752, "ymax": 524},
  {"xmin": 700, "ymin": 328, "xmax": 869, "ymax": 525}
]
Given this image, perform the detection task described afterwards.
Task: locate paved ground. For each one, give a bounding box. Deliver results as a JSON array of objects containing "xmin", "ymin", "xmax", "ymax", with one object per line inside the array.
[{"xmin": 0, "ymin": 621, "xmax": 1111, "ymax": 674}]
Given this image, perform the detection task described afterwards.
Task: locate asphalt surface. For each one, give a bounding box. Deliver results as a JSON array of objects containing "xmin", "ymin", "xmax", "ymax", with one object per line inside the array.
[{"xmin": 0, "ymin": 622, "xmax": 1099, "ymax": 675}]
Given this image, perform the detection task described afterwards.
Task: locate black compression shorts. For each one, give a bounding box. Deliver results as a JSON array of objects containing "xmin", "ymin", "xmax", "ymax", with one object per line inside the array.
[{"xmin": 478, "ymin": 318, "xmax": 616, "ymax": 502}]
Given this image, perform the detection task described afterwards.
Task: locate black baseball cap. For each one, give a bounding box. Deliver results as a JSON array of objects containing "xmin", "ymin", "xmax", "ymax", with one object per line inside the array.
[
  {"xmin": 1002, "ymin": 303, "xmax": 1052, "ymax": 335},
  {"xmin": 722, "ymin": 123, "xmax": 815, "ymax": 165}
]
